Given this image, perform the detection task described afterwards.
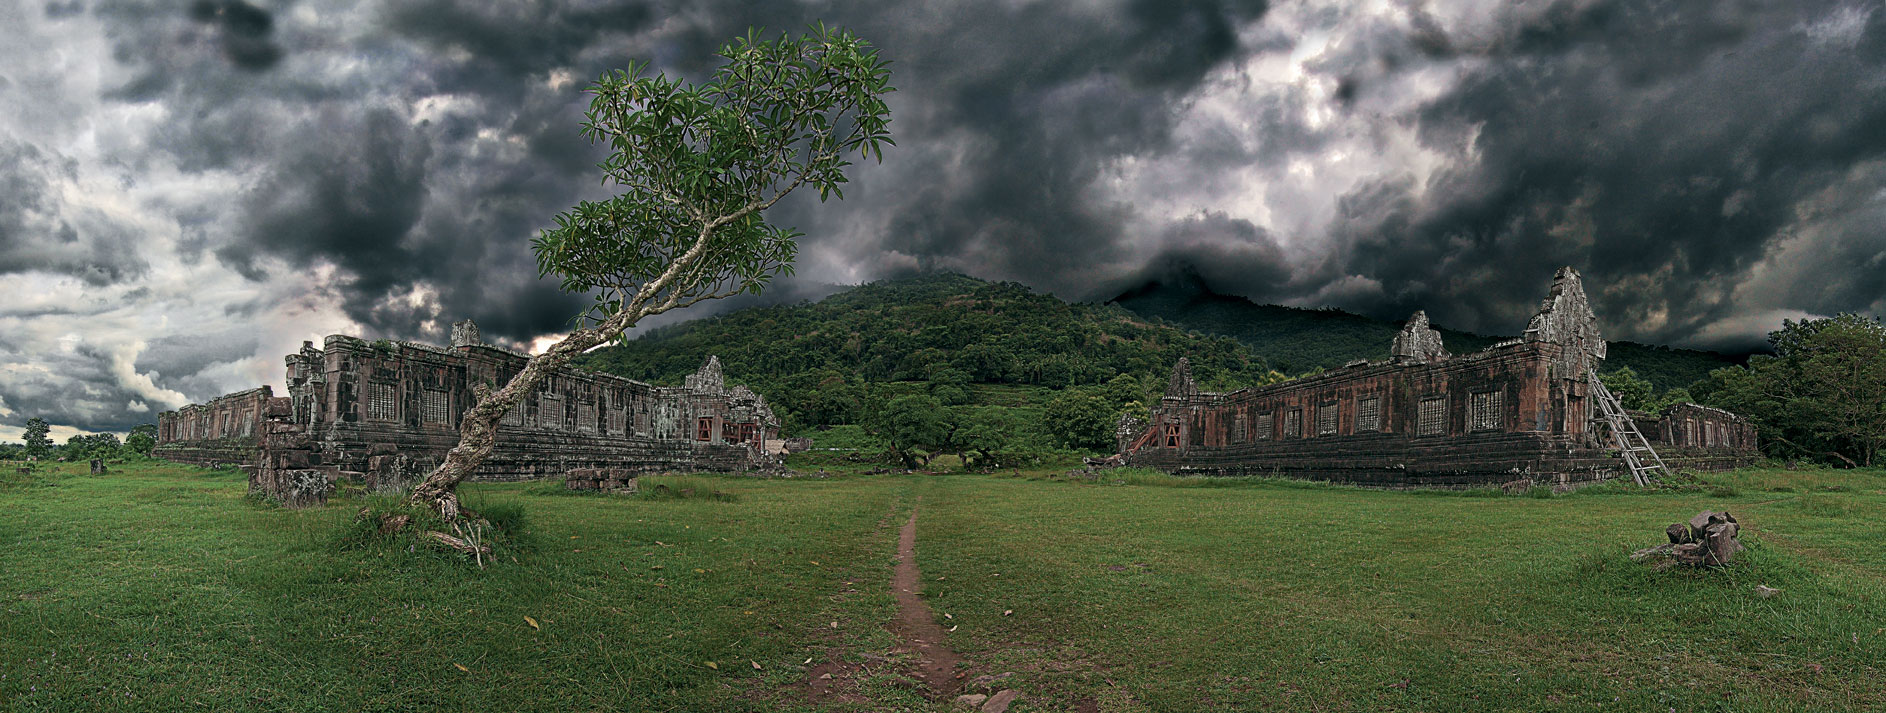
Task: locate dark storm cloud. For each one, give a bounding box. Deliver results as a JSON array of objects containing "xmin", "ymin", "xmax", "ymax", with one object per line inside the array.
[
  {"xmin": 187, "ymin": 0, "xmax": 283, "ymax": 70},
  {"xmin": 384, "ymin": 0, "xmax": 657, "ymax": 80},
  {"xmin": 1312, "ymin": 0, "xmax": 1886, "ymax": 347},
  {"xmin": 83, "ymin": 0, "xmax": 1275, "ymax": 347},
  {"xmin": 0, "ymin": 140, "xmax": 147, "ymax": 285},
  {"xmin": 656, "ymin": 0, "xmax": 1273, "ymax": 286},
  {"xmin": 66, "ymin": 0, "xmax": 1886, "ymax": 361},
  {"xmin": 1119, "ymin": 212, "xmax": 1296, "ymax": 303},
  {"xmin": 0, "ymin": 336, "xmax": 158, "ymax": 433},
  {"xmin": 218, "ymin": 108, "xmax": 430, "ymax": 283}
]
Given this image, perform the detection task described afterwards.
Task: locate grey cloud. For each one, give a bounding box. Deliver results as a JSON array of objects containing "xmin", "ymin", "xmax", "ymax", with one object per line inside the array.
[
  {"xmin": 0, "ymin": 140, "xmax": 148, "ymax": 285},
  {"xmin": 85, "ymin": 0, "xmax": 1276, "ymax": 347},
  {"xmin": 187, "ymin": 0, "xmax": 283, "ymax": 71},
  {"xmin": 1108, "ymin": 212, "xmax": 1296, "ymax": 304},
  {"xmin": 1300, "ymin": 0, "xmax": 1886, "ymax": 347},
  {"xmin": 0, "ymin": 345, "xmax": 150, "ymax": 433}
]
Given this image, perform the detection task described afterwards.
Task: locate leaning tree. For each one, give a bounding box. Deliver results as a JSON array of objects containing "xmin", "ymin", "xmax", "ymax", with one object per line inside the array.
[{"xmin": 408, "ymin": 25, "xmax": 893, "ymax": 519}]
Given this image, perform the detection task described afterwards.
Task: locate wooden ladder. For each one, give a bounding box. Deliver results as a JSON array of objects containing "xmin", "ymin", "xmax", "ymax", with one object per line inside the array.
[{"xmin": 1586, "ymin": 368, "xmax": 1671, "ymax": 486}]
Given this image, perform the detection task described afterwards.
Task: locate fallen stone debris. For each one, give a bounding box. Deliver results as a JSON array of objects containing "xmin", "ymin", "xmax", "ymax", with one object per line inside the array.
[
  {"xmin": 1631, "ymin": 510, "xmax": 1745, "ymax": 568},
  {"xmin": 563, "ymin": 467, "xmax": 642, "ymax": 494}
]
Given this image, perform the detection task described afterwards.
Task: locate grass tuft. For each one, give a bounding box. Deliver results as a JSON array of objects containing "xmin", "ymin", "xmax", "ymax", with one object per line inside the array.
[
  {"xmin": 637, "ymin": 475, "xmax": 739, "ymax": 502},
  {"xmin": 336, "ymin": 495, "xmax": 536, "ymax": 563}
]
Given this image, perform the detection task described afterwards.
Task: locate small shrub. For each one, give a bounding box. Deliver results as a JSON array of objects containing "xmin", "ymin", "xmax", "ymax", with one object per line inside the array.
[
  {"xmin": 1708, "ymin": 484, "xmax": 1741, "ymax": 498},
  {"xmin": 337, "ymin": 495, "xmax": 535, "ymax": 563},
  {"xmin": 466, "ymin": 498, "xmax": 536, "ymax": 552},
  {"xmin": 1525, "ymin": 485, "xmax": 1555, "ymax": 499}
]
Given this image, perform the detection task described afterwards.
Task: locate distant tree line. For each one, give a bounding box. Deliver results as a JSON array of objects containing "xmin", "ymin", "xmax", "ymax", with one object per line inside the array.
[
  {"xmin": 1688, "ymin": 314, "xmax": 1886, "ymax": 468},
  {"xmin": 1599, "ymin": 313, "xmax": 1885, "ymax": 468},
  {"xmin": 0, "ymin": 417, "xmax": 157, "ymax": 462}
]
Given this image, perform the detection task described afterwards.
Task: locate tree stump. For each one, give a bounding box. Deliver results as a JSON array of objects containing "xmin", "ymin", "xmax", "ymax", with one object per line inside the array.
[{"xmin": 1635, "ymin": 511, "xmax": 1743, "ymax": 568}]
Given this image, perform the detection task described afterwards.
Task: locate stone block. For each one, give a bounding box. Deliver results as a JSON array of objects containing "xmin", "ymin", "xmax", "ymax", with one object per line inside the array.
[
  {"xmin": 279, "ymin": 469, "xmax": 331, "ymax": 509},
  {"xmin": 271, "ymin": 450, "xmax": 311, "ymax": 469}
]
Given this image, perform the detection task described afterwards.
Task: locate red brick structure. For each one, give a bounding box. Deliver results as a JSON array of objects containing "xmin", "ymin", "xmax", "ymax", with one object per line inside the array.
[
  {"xmin": 151, "ymin": 387, "xmax": 272, "ymax": 468},
  {"xmin": 1119, "ymin": 268, "xmax": 1757, "ymax": 487},
  {"xmin": 157, "ymin": 320, "xmax": 780, "ymax": 502},
  {"xmin": 1631, "ymin": 403, "xmax": 1759, "ymax": 472}
]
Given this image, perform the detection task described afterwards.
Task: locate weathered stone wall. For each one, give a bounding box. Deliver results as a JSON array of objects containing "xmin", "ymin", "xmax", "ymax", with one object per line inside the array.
[
  {"xmin": 153, "ymin": 387, "xmax": 273, "ymax": 468},
  {"xmin": 157, "ymin": 321, "xmax": 783, "ymax": 498},
  {"xmin": 1630, "ymin": 403, "xmax": 1760, "ymax": 472},
  {"xmin": 1132, "ymin": 342, "xmax": 1614, "ymax": 487},
  {"xmin": 1123, "ymin": 267, "xmax": 1759, "ymax": 486}
]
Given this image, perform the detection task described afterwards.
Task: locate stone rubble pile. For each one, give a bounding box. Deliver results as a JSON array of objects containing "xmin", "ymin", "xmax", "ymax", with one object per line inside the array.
[
  {"xmin": 564, "ymin": 467, "xmax": 642, "ymax": 494},
  {"xmin": 1632, "ymin": 510, "xmax": 1745, "ymax": 568}
]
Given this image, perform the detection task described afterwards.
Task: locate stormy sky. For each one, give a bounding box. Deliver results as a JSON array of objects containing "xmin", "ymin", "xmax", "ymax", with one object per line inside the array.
[{"xmin": 3, "ymin": 0, "xmax": 1884, "ymax": 439}]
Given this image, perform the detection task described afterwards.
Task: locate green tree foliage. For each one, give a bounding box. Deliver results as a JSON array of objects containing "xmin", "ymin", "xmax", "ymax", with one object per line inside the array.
[
  {"xmin": 765, "ymin": 369, "xmax": 866, "ymax": 432},
  {"xmin": 574, "ymin": 274, "xmax": 1274, "ymax": 425},
  {"xmin": 409, "ymin": 25, "xmax": 894, "ymax": 519},
  {"xmin": 927, "ymin": 366, "xmax": 973, "ymax": 406},
  {"xmin": 1696, "ymin": 313, "xmax": 1886, "ymax": 467},
  {"xmin": 22, "ymin": 417, "xmax": 52, "ymax": 459},
  {"xmin": 63, "ymin": 433, "xmax": 122, "ymax": 461},
  {"xmin": 126, "ymin": 424, "xmax": 158, "ymax": 456},
  {"xmin": 1044, "ymin": 389, "xmax": 1117, "ymax": 451},
  {"xmin": 866, "ymin": 394, "xmax": 955, "ymax": 468},
  {"xmin": 952, "ymin": 406, "xmax": 1032, "ymax": 469},
  {"xmin": 1599, "ymin": 367, "xmax": 1657, "ymax": 411}
]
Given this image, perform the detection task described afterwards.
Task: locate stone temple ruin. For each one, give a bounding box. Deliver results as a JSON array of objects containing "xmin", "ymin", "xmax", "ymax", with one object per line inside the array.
[
  {"xmin": 1118, "ymin": 268, "xmax": 1757, "ymax": 488},
  {"xmin": 155, "ymin": 320, "xmax": 780, "ymax": 502}
]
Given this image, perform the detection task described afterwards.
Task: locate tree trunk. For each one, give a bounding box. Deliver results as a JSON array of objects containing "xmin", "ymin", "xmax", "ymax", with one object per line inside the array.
[{"xmin": 407, "ymin": 315, "xmax": 627, "ymax": 519}]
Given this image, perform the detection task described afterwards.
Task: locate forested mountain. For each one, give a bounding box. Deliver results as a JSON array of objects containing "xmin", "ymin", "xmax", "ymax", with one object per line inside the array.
[
  {"xmin": 574, "ymin": 274, "xmax": 1273, "ymax": 430},
  {"xmin": 1109, "ymin": 274, "xmax": 1750, "ymax": 391}
]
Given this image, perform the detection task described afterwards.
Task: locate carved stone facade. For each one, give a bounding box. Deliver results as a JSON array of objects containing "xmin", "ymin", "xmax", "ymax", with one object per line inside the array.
[
  {"xmin": 1631, "ymin": 403, "xmax": 1760, "ymax": 471},
  {"xmin": 1391, "ymin": 311, "xmax": 1449, "ymax": 363},
  {"xmin": 1121, "ymin": 268, "xmax": 1758, "ymax": 487},
  {"xmin": 152, "ymin": 387, "xmax": 273, "ymax": 468},
  {"xmin": 156, "ymin": 321, "xmax": 780, "ymax": 504}
]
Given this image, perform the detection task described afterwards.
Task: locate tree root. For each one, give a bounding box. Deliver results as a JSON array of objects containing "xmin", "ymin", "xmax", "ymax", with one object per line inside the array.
[{"xmin": 424, "ymin": 530, "xmax": 491, "ymax": 556}]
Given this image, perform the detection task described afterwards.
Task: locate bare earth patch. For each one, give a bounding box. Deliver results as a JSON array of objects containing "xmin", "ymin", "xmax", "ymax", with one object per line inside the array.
[{"xmin": 890, "ymin": 503, "xmax": 967, "ymax": 697}]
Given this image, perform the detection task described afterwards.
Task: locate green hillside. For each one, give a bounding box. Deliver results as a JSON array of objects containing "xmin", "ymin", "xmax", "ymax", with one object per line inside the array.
[
  {"xmin": 1109, "ymin": 278, "xmax": 1749, "ymax": 391},
  {"xmin": 574, "ymin": 273, "xmax": 1273, "ymax": 431}
]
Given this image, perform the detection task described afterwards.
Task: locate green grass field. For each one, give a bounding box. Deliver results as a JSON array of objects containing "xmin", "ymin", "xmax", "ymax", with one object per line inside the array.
[{"xmin": 3, "ymin": 461, "xmax": 1882, "ymax": 712}]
